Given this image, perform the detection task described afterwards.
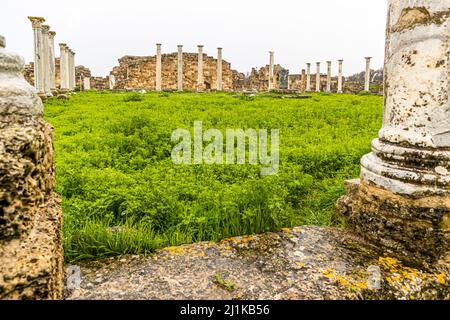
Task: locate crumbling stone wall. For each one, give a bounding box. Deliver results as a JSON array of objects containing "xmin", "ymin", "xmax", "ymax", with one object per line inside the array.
[
  {"xmin": 91, "ymin": 76, "xmax": 109, "ymax": 91},
  {"xmin": 0, "ymin": 35, "xmax": 63, "ymax": 299},
  {"xmin": 111, "ymin": 52, "xmax": 235, "ymax": 91},
  {"xmin": 245, "ymin": 64, "xmax": 289, "ymax": 91}
]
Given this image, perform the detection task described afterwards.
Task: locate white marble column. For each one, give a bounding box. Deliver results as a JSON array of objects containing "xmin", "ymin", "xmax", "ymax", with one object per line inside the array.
[
  {"xmin": 155, "ymin": 43, "xmax": 162, "ymax": 91},
  {"xmin": 364, "ymin": 57, "xmax": 371, "ymax": 92},
  {"xmin": 67, "ymin": 49, "xmax": 73, "ymax": 90},
  {"xmin": 341, "ymin": 0, "xmax": 450, "ymax": 266},
  {"xmin": 48, "ymin": 31, "xmax": 56, "ymax": 92},
  {"xmin": 28, "ymin": 17, "xmax": 45, "ymax": 94},
  {"xmin": 41, "ymin": 25, "xmax": 51, "ymax": 96},
  {"xmin": 361, "ymin": 0, "xmax": 450, "ymax": 195},
  {"xmin": 306, "ymin": 63, "xmax": 311, "ymax": 92},
  {"xmin": 315, "ymin": 62, "xmax": 321, "ymax": 92},
  {"xmin": 177, "ymin": 45, "xmax": 183, "ymax": 92},
  {"xmin": 326, "ymin": 61, "xmax": 332, "ymax": 93},
  {"xmin": 83, "ymin": 77, "xmax": 91, "ymax": 91},
  {"xmin": 337, "ymin": 59, "xmax": 343, "ymax": 93},
  {"xmin": 197, "ymin": 45, "xmax": 204, "ymax": 92},
  {"xmin": 109, "ymin": 74, "xmax": 116, "ymax": 90},
  {"xmin": 59, "ymin": 43, "xmax": 68, "ymax": 91},
  {"xmin": 216, "ymin": 47, "xmax": 223, "ymax": 91},
  {"xmin": 268, "ymin": 51, "xmax": 274, "ymax": 91},
  {"xmin": 71, "ymin": 51, "xmax": 76, "ymax": 90}
]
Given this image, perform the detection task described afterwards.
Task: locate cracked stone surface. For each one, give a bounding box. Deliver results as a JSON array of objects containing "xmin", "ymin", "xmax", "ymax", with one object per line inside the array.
[{"xmin": 65, "ymin": 226, "xmax": 450, "ymax": 300}]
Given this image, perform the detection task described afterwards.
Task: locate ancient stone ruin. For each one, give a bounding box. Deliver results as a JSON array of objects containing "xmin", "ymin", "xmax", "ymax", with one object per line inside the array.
[
  {"xmin": 337, "ymin": 0, "xmax": 450, "ymax": 270},
  {"xmin": 0, "ymin": 35, "xmax": 63, "ymax": 299}
]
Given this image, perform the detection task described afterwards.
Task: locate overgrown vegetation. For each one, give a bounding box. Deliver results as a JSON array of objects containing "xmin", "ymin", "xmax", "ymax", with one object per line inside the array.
[{"xmin": 44, "ymin": 91, "xmax": 382, "ymax": 261}]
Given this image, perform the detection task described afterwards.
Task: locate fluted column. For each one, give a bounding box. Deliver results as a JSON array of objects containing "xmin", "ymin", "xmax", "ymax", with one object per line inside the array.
[
  {"xmin": 364, "ymin": 57, "xmax": 372, "ymax": 92},
  {"xmin": 216, "ymin": 47, "xmax": 223, "ymax": 91},
  {"xmin": 41, "ymin": 25, "xmax": 51, "ymax": 96},
  {"xmin": 315, "ymin": 62, "xmax": 321, "ymax": 92},
  {"xmin": 268, "ymin": 51, "xmax": 274, "ymax": 91},
  {"xmin": 155, "ymin": 43, "xmax": 162, "ymax": 91},
  {"xmin": 48, "ymin": 31, "xmax": 56, "ymax": 93},
  {"xmin": 326, "ymin": 61, "xmax": 332, "ymax": 93},
  {"xmin": 197, "ymin": 45, "xmax": 204, "ymax": 92},
  {"xmin": 337, "ymin": 59, "xmax": 343, "ymax": 93},
  {"xmin": 28, "ymin": 17, "xmax": 45, "ymax": 95},
  {"xmin": 177, "ymin": 45, "xmax": 183, "ymax": 92},
  {"xmin": 59, "ymin": 44, "xmax": 68, "ymax": 91},
  {"xmin": 306, "ymin": 63, "xmax": 311, "ymax": 92}
]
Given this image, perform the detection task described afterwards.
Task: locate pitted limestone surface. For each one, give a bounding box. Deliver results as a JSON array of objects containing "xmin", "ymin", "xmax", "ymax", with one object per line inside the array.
[{"xmin": 65, "ymin": 227, "xmax": 449, "ymax": 300}]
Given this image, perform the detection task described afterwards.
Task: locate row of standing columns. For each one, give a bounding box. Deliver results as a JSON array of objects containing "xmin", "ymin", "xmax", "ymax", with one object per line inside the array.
[
  {"xmin": 305, "ymin": 58, "xmax": 370, "ymax": 93},
  {"xmin": 155, "ymin": 44, "xmax": 224, "ymax": 92},
  {"xmin": 28, "ymin": 16, "xmax": 76, "ymax": 96},
  {"xmin": 269, "ymin": 54, "xmax": 372, "ymax": 93}
]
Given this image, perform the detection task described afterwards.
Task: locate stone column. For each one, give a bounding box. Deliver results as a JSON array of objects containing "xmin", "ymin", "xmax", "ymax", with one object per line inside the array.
[
  {"xmin": 71, "ymin": 51, "xmax": 76, "ymax": 90},
  {"xmin": 216, "ymin": 47, "xmax": 223, "ymax": 91},
  {"xmin": 300, "ymin": 69, "xmax": 306, "ymax": 92},
  {"xmin": 0, "ymin": 34, "xmax": 63, "ymax": 299},
  {"xmin": 67, "ymin": 49, "xmax": 72, "ymax": 90},
  {"xmin": 109, "ymin": 74, "xmax": 116, "ymax": 90},
  {"xmin": 315, "ymin": 62, "xmax": 321, "ymax": 92},
  {"xmin": 28, "ymin": 17, "xmax": 45, "ymax": 96},
  {"xmin": 326, "ymin": 61, "xmax": 332, "ymax": 93},
  {"xmin": 155, "ymin": 43, "xmax": 162, "ymax": 91},
  {"xmin": 177, "ymin": 45, "xmax": 183, "ymax": 92},
  {"xmin": 337, "ymin": 0, "xmax": 450, "ymax": 269},
  {"xmin": 41, "ymin": 25, "xmax": 51, "ymax": 96},
  {"xmin": 337, "ymin": 59, "xmax": 343, "ymax": 93},
  {"xmin": 48, "ymin": 31, "xmax": 56, "ymax": 93},
  {"xmin": 306, "ymin": 63, "xmax": 311, "ymax": 92},
  {"xmin": 364, "ymin": 57, "xmax": 372, "ymax": 92},
  {"xmin": 197, "ymin": 45, "xmax": 204, "ymax": 92},
  {"xmin": 59, "ymin": 43, "xmax": 68, "ymax": 91},
  {"xmin": 83, "ymin": 77, "xmax": 91, "ymax": 91},
  {"xmin": 268, "ymin": 51, "xmax": 274, "ymax": 91}
]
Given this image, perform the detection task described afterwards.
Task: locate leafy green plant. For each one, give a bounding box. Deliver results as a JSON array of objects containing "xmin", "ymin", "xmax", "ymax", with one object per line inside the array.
[{"xmin": 44, "ymin": 91, "xmax": 382, "ymax": 261}]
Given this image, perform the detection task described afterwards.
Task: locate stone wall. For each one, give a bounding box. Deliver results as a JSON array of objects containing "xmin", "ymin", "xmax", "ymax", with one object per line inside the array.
[
  {"xmin": 0, "ymin": 35, "xmax": 63, "ymax": 299},
  {"xmin": 111, "ymin": 52, "xmax": 235, "ymax": 91}
]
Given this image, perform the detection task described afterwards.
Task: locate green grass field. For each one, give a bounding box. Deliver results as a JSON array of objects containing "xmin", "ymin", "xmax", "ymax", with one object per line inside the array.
[{"xmin": 44, "ymin": 91, "xmax": 382, "ymax": 261}]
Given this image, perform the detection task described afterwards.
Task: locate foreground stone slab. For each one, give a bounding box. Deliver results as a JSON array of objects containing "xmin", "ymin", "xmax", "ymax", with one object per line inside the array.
[{"xmin": 65, "ymin": 227, "xmax": 449, "ymax": 300}]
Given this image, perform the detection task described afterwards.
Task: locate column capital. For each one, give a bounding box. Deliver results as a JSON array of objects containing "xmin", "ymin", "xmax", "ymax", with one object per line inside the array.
[
  {"xmin": 59, "ymin": 43, "xmax": 67, "ymax": 49},
  {"xmin": 338, "ymin": 59, "xmax": 344, "ymax": 63},
  {"xmin": 41, "ymin": 24, "xmax": 50, "ymax": 33},
  {"xmin": 156, "ymin": 43, "xmax": 161, "ymax": 48},
  {"xmin": 365, "ymin": 57, "xmax": 372, "ymax": 61},
  {"xmin": 218, "ymin": 47, "xmax": 223, "ymax": 50},
  {"xmin": 28, "ymin": 16, "xmax": 45, "ymax": 28},
  {"xmin": 197, "ymin": 44, "xmax": 204, "ymax": 48},
  {"xmin": 177, "ymin": 45, "xmax": 183, "ymax": 49},
  {"xmin": 306, "ymin": 62, "xmax": 311, "ymax": 66},
  {"xmin": 327, "ymin": 61, "xmax": 332, "ymax": 65},
  {"xmin": 0, "ymin": 35, "xmax": 5, "ymax": 48},
  {"xmin": 49, "ymin": 31, "xmax": 56, "ymax": 38},
  {"xmin": 316, "ymin": 62, "xmax": 321, "ymax": 65}
]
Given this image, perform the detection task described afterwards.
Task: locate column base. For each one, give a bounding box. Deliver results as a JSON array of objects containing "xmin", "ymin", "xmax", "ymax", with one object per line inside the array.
[
  {"xmin": 336, "ymin": 179, "xmax": 450, "ymax": 270},
  {"xmin": 37, "ymin": 91, "xmax": 48, "ymax": 102}
]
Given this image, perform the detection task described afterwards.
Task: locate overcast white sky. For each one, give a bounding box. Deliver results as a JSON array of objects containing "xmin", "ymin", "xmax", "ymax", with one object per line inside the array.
[{"xmin": 1, "ymin": 0, "xmax": 387, "ymax": 77}]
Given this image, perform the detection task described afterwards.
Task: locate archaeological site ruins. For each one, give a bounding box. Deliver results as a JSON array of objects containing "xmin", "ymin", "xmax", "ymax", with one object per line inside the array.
[{"xmin": 0, "ymin": 0, "xmax": 448, "ymax": 300}]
